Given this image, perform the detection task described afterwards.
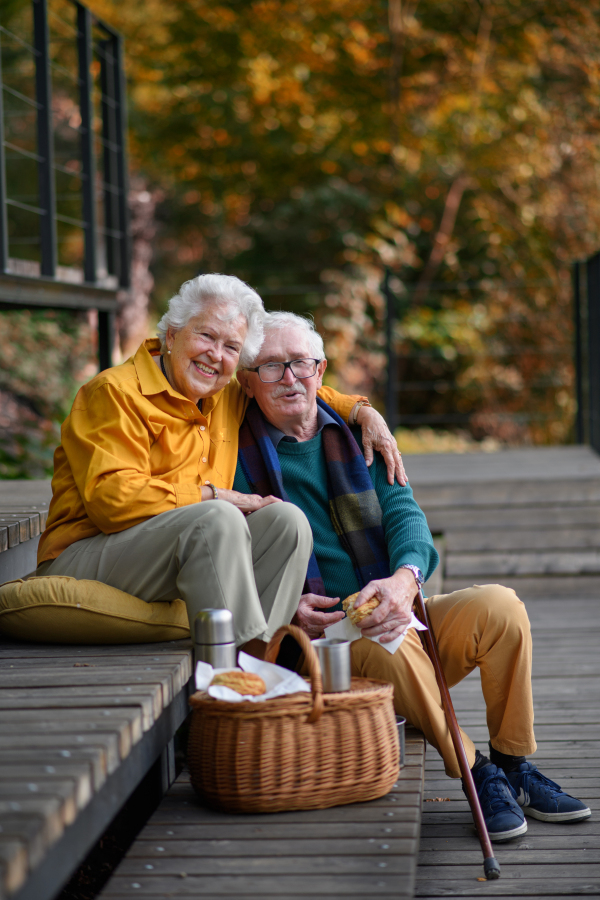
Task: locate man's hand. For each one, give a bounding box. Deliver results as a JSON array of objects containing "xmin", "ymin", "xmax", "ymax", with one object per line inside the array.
[
  {"xmin": 353, "ymin": 568, "xmax": 418, "ymax": 643},
  {"xmin": 356, "ymin": 405, "xmax": 406, "ymax": 486},
  {"xmin": 292, "ymin": 593, "xmax": 345, "ymax": 640},
  {"xmin": 208, "ymin": 487, "xmax": 282, "ymax": 515}
]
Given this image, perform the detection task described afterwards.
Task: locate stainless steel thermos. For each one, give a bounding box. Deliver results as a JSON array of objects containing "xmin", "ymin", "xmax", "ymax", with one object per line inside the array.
[{"xmin": 194, "ymin": 609, "xmax": 237, "ymax": 668}]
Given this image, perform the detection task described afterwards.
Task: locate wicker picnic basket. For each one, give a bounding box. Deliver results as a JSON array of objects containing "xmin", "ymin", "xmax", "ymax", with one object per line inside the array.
[{"xmin": 187, "ymin": 624, "xmax": 399, "ymax": 813}]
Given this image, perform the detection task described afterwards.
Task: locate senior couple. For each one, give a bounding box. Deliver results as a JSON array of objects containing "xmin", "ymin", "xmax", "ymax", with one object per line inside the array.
[{"xmin": 37, "ymin": 274, "xmax": 590, "ymax": 842}]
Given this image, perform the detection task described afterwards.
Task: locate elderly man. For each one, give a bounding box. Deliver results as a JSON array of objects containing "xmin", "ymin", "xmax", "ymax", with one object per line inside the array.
[{"xmin": 234, "ymin": 311, "xmax": 590, "ymax": 842}]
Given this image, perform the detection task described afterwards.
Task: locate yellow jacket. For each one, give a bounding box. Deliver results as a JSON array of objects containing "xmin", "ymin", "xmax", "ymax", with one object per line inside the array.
[{"xmin": 38, "ymin": 339, "xmax": 362, "ymax": 564}]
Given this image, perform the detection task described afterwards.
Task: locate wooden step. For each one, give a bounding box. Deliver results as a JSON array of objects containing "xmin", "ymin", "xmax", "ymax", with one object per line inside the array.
[
  {"xmin": 405, "ymin": 446, "xmax": 600, "ymax": 486},
  {"xmin": 441, "ymin": 574, "xmax": 600, "ymax": 597},
  {"xmin": 0, "ymin": 640, "xmax": 192, "ymax": 900},
  {"xmin": 445, "ymin": 527, "xmax": 600, "ymax": 552},
  {"xmin": 413, "ymin": 478, "xmax": 600, "ymax": 509},
  {"xmin": 446, "ymin": 549, "xmax": 600, "ymax": 578},
  {"xmin": 0, "ymin": 480, "xmax": 51, "ymax": 583},
  {"xmin": 425, "ymin": 504, "xmax": 600, "ymax": 531}
]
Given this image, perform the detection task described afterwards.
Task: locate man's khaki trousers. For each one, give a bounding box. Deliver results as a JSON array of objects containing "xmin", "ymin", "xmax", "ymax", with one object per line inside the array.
[
  {"xmin": 38, "ymin": 501, "xmax": 313, "ymax": 647},
  {"xmin": 351, "ymin": 584, "xmax": 536, "ymax": 778}
]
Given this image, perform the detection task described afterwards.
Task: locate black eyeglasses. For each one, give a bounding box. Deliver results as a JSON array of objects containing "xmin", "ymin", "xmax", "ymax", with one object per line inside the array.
[{"xmin": 243, "ymin": 358, "xmax": 321, "ymax": 383}]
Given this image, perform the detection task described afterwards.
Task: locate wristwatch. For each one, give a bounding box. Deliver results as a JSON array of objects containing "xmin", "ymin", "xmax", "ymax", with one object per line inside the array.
[{"xmin": 399, "ymin": 564, "xmax": 424, "ymax": 586}]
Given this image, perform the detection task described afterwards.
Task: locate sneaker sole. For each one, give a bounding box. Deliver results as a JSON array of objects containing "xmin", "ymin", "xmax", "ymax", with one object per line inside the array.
[
  {"xmin": 486, "ymin": 820, "xmax": 528, "ymax": 842},
  {"xmin": 521, "ymin": 805, "xmax": 592, "ymax": 823}
]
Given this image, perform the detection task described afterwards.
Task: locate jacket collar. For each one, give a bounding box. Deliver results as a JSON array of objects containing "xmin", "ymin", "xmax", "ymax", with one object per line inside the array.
[{"xmin": 134, "ymin": 339, "xmax": 223, "ymax": 416}]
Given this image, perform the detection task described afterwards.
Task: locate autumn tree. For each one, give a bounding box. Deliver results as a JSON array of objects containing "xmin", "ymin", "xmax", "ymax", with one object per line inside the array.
[
  {"xmin": 3, "ymin": 0, "xmax": 600, "ymax": 476},
  {"xmin": 85, "ymin": 0, "xmax": 600, "ymax": 444}
]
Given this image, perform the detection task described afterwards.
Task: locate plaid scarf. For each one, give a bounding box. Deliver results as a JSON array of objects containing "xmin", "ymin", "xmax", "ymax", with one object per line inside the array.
[{"xmin": 237, "ymin": 398, "xmax": 391, "ymax": 595}]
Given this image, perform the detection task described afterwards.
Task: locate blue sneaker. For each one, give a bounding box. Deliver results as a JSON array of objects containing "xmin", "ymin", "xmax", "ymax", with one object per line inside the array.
[
  {"xmin": 466, "ymin": 763, "xmax": 527, "ymax": 842},
  {"xmin": 506, "ymin": 762, "xmax": 591, "ymax": 823}
]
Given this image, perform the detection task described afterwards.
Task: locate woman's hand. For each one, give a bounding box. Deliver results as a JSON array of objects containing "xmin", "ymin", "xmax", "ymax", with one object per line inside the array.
[
  {"xmin": 201, "ymin": 486, "xmax": 282, "ymax": 515},
  {"xmin": 353, "ymin": 568, "xmax": 417, "ymax": 643},
  {"xmin": 292, "ymin": 593, "xmax": 345, "ymax": 640},
  {"xmin": 356, "ymin": 406, "xmax": 406, "ymax": 486}
]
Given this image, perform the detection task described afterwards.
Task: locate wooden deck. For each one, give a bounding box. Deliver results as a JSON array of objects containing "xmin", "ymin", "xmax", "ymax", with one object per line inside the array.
[
  {"xmin": 408, "ymin": 446, "xmax": 600, "ymax": 897},
  {"xmin": 2, "ymin": 445, "xmax": 600, "ymax": 899},
  {"xmin": 99, "ymin": 727, "xmax": 425, "ymax": 899}
]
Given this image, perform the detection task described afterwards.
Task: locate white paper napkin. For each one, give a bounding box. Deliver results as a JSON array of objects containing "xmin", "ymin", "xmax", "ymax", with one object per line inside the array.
[
  {"xmin": 194, "ymin": 651, "xmax": 311, "ymax": 702},
  {"xmin": 324, "ymin": 611, "xmax": 427, "ymax": 655}
]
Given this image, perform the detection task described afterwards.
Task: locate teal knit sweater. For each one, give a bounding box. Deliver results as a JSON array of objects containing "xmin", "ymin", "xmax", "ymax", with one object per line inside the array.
[{"xmin": 233, "ymin": 429, "xmax": 439, "ymax": 608}]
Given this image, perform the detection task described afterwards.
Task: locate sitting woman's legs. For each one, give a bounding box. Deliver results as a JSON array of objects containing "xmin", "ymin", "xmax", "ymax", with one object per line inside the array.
[
  {"xmin": 39, "ymin": 501, "xmax": 312, "ymax": 646},
  {"xmin": 244, "ymin": 502, "xmax": 313, "ymax": 641}
]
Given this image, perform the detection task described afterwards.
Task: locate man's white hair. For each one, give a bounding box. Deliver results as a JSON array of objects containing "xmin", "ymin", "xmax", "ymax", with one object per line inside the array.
[
  {"xmin": 156, "ymin": 273, "xmax": 265, "ymax": 367},
  {"xmin": 255, "ymin": 311, "xmax": 325, "ymax": 363}
]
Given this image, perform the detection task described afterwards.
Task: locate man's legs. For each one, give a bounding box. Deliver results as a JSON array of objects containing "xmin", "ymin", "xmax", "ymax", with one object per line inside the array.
[
  {"xmin": 40, "ymin": 501, "xmax": 312, "ymax": 647},
  {"xmin": 427, "ymin": 583, "xmax": 536, "ymax": 759},
  {"xmin": 428, "ymin": 584, "xmax": 589, "ymax": 823},
  {"xmin": 351, "ymin": 627, "xmax": 475, "ymax": 778},
  {"xmin": 351, "ymin": 583, "xmax": 533, "ymax": 777},
  {"xmin": 352, "ymin": 583, "xmax": 531, "ymax": 840}
]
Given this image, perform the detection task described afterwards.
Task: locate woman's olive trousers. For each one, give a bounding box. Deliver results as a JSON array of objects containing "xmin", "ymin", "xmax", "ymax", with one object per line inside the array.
[{"xmin": 38, "ymin": 501, "xmax": 313, "ymax": 647}]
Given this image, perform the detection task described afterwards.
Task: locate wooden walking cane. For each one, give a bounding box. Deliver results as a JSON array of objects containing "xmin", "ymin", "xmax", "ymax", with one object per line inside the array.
[{"xmin": 414, "ymin": 587, "xmax": 501, "ymax": 880}]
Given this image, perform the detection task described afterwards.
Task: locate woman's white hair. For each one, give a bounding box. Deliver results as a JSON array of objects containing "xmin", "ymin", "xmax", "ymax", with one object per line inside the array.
[
  {"xmin": 252, "ymin": 311, "xmax": 325, "ymax": 364},
  {"xmin": 156, "ymin": 274, "xmax": 265, "ymax": 367}
]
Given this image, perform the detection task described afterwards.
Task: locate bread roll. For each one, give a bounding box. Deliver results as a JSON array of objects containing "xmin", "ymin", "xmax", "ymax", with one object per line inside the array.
[
  {"xmin": 210, "ymin": 670, "xmax": 266, "ymax": 696},
  {"xmin": 343, "ymin": 591, "xmax": 380, "ymax": 626}
]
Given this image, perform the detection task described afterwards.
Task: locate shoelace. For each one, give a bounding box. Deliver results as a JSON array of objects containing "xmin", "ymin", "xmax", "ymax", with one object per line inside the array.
[
  {"xmin": 474, "ymin": 768, "xmax": 518, "ymax": 812},
  {"xmin": 512, "ymin": 765, "xmax": 562, "ymax": 798}
]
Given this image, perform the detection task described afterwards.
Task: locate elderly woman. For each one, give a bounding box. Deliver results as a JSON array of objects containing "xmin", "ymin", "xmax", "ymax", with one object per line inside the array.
[{"xmin": 36, "ymin": 274, "xmax": 403, "ymax": 653}]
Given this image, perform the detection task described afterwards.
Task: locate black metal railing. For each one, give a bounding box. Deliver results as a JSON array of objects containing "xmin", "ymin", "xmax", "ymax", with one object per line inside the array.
[
  {"xmin": 574, "ymin": 253, "xmax": 600, "ymax": 452},
  {"xmin": 0, "ymin": 0, "xmax": 129, "ymax": 369}
]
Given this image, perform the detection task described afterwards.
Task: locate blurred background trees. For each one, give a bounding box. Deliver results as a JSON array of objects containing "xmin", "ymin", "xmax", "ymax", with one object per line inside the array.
[{"xmin": 3, "ymin": 0, "xmax": 600, "ymax": 474}]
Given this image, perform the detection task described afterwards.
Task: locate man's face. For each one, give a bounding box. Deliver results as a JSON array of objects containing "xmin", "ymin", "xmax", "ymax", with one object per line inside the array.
[{"xmin": 240, "ymin": 327, "xmax": 327, "ymax": 428}]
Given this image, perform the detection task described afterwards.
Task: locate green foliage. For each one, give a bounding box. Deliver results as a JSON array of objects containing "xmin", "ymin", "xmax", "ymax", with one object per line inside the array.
[{"xmin": 0, "ymin": 309, "xmax": 96, "ymax": 477}]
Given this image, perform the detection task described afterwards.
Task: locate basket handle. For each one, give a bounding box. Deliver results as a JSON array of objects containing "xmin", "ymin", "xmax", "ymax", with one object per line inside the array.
[{"xmin": 265, "ymin": 624, "xmax": 324, "ymax": 723}]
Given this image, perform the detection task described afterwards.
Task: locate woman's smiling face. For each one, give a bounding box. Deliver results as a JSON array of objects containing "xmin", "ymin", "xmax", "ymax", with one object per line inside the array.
[{"xmin": 165, "ymin": 305, "xmax": 248, "ymax": 403}]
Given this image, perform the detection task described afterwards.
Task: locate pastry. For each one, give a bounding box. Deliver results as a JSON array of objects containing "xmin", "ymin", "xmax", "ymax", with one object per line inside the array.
[
  {"xmin": 210, "ymin": 670, "xmax": 266, "ymax": 696},
  {"xmin": 343, "ymin": 591, "xmax": 380, "ymax": 626}
]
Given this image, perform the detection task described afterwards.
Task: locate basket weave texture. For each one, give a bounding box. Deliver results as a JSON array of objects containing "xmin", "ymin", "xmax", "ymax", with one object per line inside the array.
[{"xmin": 187, "ymin": 624, "xmax": 399, "ymax": 813}]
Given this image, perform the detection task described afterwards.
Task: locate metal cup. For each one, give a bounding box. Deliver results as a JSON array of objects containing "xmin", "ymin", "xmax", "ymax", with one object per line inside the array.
[
  {"xmin": 395, "ymin": 715, "xmax": 406, "ymax": 767},
  {"xmin": 311, "ymin": 638, "xmax": 351, "ymax": 692}
]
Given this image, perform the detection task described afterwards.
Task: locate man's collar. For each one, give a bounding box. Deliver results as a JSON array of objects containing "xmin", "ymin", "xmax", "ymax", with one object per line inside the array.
[{"xmin": 264, "ymin": 404, "xmax": 340, "ymax": 449}]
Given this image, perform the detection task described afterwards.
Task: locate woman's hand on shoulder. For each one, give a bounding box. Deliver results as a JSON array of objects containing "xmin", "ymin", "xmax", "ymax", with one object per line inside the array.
[
  {"xmin": 356, "ymin": 405, "xmax": 406, "ymax": 486},
  {"xmin": 206, "ymin": 487, "xmax": 282, "ymax": 515}
]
